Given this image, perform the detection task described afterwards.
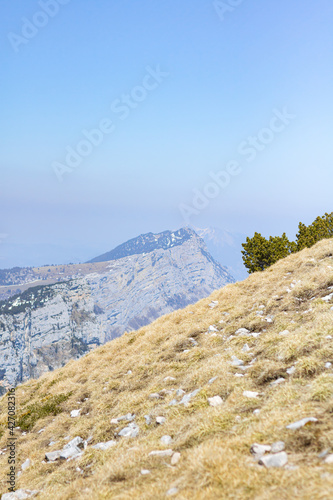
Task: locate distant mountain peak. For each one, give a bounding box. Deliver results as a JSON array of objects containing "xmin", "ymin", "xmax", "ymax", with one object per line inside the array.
[{"xmin": 88, "ymin": 227, "xmax": 198, "ymax": 263}]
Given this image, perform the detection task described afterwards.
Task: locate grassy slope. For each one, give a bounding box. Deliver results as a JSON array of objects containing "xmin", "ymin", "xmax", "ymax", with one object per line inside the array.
[{"xmin": 0, "ymin": 239, "xmax": 333, "ymax": 499}]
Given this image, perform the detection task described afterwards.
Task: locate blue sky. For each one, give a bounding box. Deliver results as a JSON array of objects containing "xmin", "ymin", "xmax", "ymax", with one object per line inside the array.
[{"xmin": 1, "ymin": 0, "xmax": 332, "ymax": 267}]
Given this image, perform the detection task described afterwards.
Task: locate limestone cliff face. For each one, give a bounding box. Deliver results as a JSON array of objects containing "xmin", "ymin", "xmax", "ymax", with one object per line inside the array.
[{"xmin": 0, "ymin": 231, "xmax": 233, "ymax": 390}]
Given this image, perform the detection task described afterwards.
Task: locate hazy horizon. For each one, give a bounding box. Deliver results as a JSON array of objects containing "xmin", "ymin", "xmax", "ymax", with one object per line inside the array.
[{"xmin": 1, "ymin": 0, "xmax": 332, "ymax": 269}]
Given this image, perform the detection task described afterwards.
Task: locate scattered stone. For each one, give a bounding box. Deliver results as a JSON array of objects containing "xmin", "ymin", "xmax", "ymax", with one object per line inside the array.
[
  {"xmin": 141, "ymin": 469, "xmax": 150, "ymax": 475},
  {"xmin": 110, "ymin": 418, "xmax": 119, "ymax": 424},
  {"xmin": 324, "ymin": 454, "xmax": 333, "ymax": 464},
  {"xmin": 230, "ymin": 356, "xmax": 244, "ymax": 366},
  {"xmin": 243, "ymin": 391, "xmax": 259, "ymax": 398},
  {"xmin": 325, "ymin": 362, "xmax": 332, "ymax": 369},
  {"xmin": 259, "ymin": 451, "xmax": 288, "ymax": 468},
  {"xmin": 279, "ymin": 330, "xmax": 290, "ymax": 336},
  {"xmin": 118, "ymin": 422, "xmax": 139, "ymax": 438},
  {"xmin": 168, "ymin": 399, "xmax": 178, "ymax": 406},
  {"xmin": 176, "ymin": 389, "xmax": 185, "ymax": 397},
  {"xmin": 156, "ymin": 416, "xmax": 166, "ymax": 425},
  {"xmin": 48, "ymin": 441, "xmax": 56, "ymax": 447},
  {"xmin": 160, "ymin": 435, "xmax": 172, "ymax": 445},
  {"xmin": 149, "ymin": 449, "xmax": 174, "ymax": 457},
  {"xmin": 326, "ymin": 335, "xmax": 333, "ymax": 339},
  {"xmin": 171, "ymin": 452, "xmax": 181, "ymax": 465},
  {"xmin": 250, "ymin": 443, "xmax": 271, "ymax": 455},
  {"xmin": 286, "ymin": 417, "xmax": 318, "ymax": 430},
  {"xmin": 235, "ymin": 416, "xmax": 241, "ymax": 423},
  {"xmin": 253, "ymin": 409, "xmax": 260, "ymax": 415},
  {"xmin": 286, "ymin": 366, "xmax": 296, "ymax": 375},
  {"xmin": 271, "ymin": 441, "xmax": 285, "ymax": 453},
  {"xmin": 127, "ymin": 370, "xmax": 132, "ymax": 375},
  {"xmin": 189, "ymin": 337, "xmax": 198, "ymax": 346},
  {"xmin": 117, "ymin": 413, "xmax": 135, "ymax": 422},
  {"xmin": 37, "ymin": 428, "xmax": 45, "ymax": 434},
  {"xmin": 208, "ymin": 396, "xmax": 223, "ymax": 407},
  {"xmin": 208, "ymin": 376, "xmax": 218, "ymax": 384},
  {"xmin": 235, "ymin": 328, "xmax": 250, "ymax": 335},
  {"xmin": 179, "ymin": 389, "xmax": 200, "ymax": 406},
  {"xmin": 208, "ymin": 325, "xmax": 218, "ymax": 332},
  {"xmin": 45, "ymin": 450, "xmax": 62, "ymax": 462},
  {"xmin": 2, "ymin": 490, "xmax": 39, "ymax": 499},
  {"xmin": 183, "ymin": 349, "xmax": 190, "ymax": 353},
  {"xmin": 318, "ymin": 449, "xmax": 330, "ymax": 458},
  {"xmin": 149, "ymin": 393, "xmax": 160, "ymax": 400},
  {"xmin": 265, "ymin": 317, "xmax": 273, "ymax": 323},
  {"xmin": 270, "ymin": 378, "xmax": 285, "ymax": 386},
  {"xmin": 21, "ymin": 459, "xmax": 32, "ymax": 471},
  {"xmin": 209, "ymin": 301, "xmax": 218, "ymax": 308},
  {"xmin": 60, "ymin": 445, "xmax": 82, "ymax": 460},
  {"xmin": 70, "ymin": 409, "xmax": 81, "ymax": 418},
  {"xmin": 242, "ymin": 344, "xmax": 250, "ymax": 352},
  {"xmin": 256, "ymin": 310, "xmax": 264, "ymax": 316},
  {"xmin": 235, "ymin": 373, "xmax": 244, "ymax": 378},
  {"xmin": 92, "ymin": 440, "xmax": 116, "ymax": 451},
  {"xmin": 144, "ymin": 415, "xmax": 152, "ymax": 425},
  {"xmin": 164, "ymin": 376, "xmax": 176, "ymax": 382},
  {"xmin": 166, "ymin": 488, "xmax": 178, "ymax": 496},
  {"xmin": 322, "ymin": 293, "xmax": 333, "ymax": 302},
  {"xmin": 64, "ymin": 437, "xmax": 84, "ymax": 450}
]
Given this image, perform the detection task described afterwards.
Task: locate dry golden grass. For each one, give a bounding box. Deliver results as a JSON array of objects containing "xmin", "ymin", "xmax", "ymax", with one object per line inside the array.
[{"xmin": 1, "ymin": 239, "xmax": 333, "ymax": 499}]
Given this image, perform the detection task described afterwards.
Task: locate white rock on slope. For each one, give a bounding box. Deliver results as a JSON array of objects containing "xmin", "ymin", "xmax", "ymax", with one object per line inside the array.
[
  {"xmin": 243, "ymin": 391, "xmax": 259, "ymax": 398},
  {"xmin": 208, "ymin": 396, "xmax": 223, "ymax": 407},
  {"xmin": 118, "ymin": 423, "xmax": 139, "ymax": 438},
  {"xmin": 160, "ymin": 435, "xmax": 172, "ymax": 445},
  {"xmin": 286, "ymin": 417, "xmax": 318, "ymax": 430},
  {"xmin": 2, "ymin": 490, "xmax": 39, "ymax": 499},
  {"xmin": 259, "ymin": 452, "xmax": 288, "ymax": 468},
  {"xmin": 21, "ymin": 459, "xmax": 32, "ymax": 471},
  {"xmin": 92, "ymin": 440, "xmax": 116, "ymax": 451},
  {"xmin": 271, "ymin": 441, "xmax": 285, "ymax": 453},
  {"xmin": 171, "ymin": 452, "xmax": 181, "ymax": 465},
  {"xmin": 70, "ymin": 409, "xmax": 81, "ymax": 418},
  {"xmin": 235, "ymin": 328, "xmax": 250, "ymax": 335},
  {"xmin": 148, "ymin": 449, "xmax": 174, "ymax": 457}
]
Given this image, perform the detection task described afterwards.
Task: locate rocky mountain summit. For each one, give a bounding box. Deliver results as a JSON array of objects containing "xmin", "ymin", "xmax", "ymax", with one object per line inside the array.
[
  {"xmin": 88, "ymin": 227, "xmax": 195, "ymax": 263},
  {"xmin": 0, "ymin": 229, "xmax": 233, "ymax": 390}
]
